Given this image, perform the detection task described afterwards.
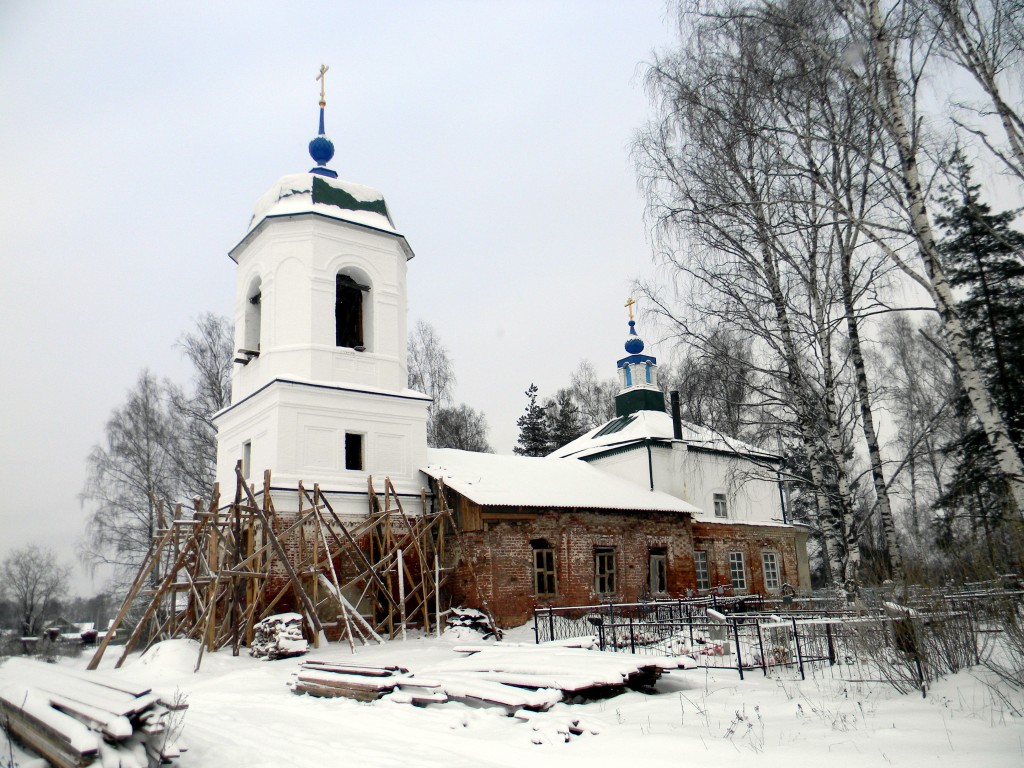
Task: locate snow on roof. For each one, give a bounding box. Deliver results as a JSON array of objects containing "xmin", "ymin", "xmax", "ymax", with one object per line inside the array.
[
  {"xmin": 422, "ymin": 448, "xmax": 700, "ymax": 515},
  {"xmin": 248, "ymin": 172, "xmax": 397, "ymax": 235},
  {"xmin": 548, "ymin": 409, "xmax": 780, "ymax": 462}
]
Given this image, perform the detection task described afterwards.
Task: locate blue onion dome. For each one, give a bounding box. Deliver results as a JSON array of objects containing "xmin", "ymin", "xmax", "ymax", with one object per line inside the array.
[
  {"xmin": 624, "ymin": 320, "xmax": 645, "ymax": 354},
  {"xmin": 309, "ymin": 133, "xmax": 335, "ymax": 166}
]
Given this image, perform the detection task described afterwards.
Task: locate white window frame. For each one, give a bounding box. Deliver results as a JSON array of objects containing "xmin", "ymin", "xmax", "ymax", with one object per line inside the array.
[
  {"xmin": 694, "ymin": 550, "xmax": 710, "ymax": 591},
  {"xmin": 713, "ymin": 493, "xmax": 728, "ymax": 518},
  {"xmin": 762, "ymin": 551, "xmax": 781, "ymax": 591},
  {"xmin": 728, "ymin": 551, "xmax": 746, "ymax": 591}
]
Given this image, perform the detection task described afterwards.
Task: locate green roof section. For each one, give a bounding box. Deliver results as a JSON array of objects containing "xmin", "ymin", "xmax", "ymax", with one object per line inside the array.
[
  {"xmin": 593, "ymin": 414, "xmax": 637, "ymax": 438},
  {"xmin": 312, "ymin": 176, "xmax": 390, "ymax": 219},
  {"xmin": 615, "ymin": 388, "xmax": 666, "ymax": 418}
]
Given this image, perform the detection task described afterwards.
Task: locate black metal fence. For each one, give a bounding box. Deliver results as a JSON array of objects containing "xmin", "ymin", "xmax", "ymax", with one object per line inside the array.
[{"xmin": 532, "ymin": 588, "xmax": 1020, "ymax": 690}]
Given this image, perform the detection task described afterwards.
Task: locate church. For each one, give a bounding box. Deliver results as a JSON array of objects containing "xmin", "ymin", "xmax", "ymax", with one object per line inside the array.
[{"xmin": 212, "ymin": 78, "xmax": 810, "ymax": 629}]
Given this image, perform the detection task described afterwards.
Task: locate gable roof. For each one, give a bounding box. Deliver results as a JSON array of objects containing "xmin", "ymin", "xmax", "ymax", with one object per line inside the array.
[
  {"xmin": 422, "ymin": 448, "xmax": 700, "ymax": 515},
  {"xmin": 548, "ymin": 410, "xmax": 780, "ymax": 463}
]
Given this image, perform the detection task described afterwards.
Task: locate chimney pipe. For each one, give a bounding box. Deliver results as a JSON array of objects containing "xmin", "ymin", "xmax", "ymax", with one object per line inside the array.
[{"xmin": 670, "ymin": 391, "xmax": 682, "ymax": 440}]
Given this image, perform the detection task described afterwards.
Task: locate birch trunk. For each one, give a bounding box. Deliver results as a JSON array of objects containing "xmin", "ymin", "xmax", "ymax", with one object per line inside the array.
[
  {"xmin": 839, "ymin": 240, "xmax": 904, "ymax": 581},
  {"xmin": 867, "ymin": 0, "xmax": 1024, "ymax": 516},
  {"xmin": 759, "ymin": 240, "xmax": 846, "ymax": 586},
  {"xmin": 804, "ymin": 225, "xmax": 861, "ymax": 591}
]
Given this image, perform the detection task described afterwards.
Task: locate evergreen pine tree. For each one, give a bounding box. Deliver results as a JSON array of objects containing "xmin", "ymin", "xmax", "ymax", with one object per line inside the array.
[
  {"xmin": 933, "ymin": 156, "xmax": 1024, "ymax": 563},
  {"xmin": 545, "ymin": 389, "xmax": 587, "ymax": 451},
  {"xmin": 514, "ymin": 383, "xmax": 550, "ymax": 456},
  {"xmin": 936, "ymin": 155, "xmax": 1024, "ymax": 447}
]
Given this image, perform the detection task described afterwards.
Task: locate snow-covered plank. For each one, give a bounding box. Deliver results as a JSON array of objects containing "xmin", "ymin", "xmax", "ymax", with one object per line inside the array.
[
  {"xmin": 472, "ymin": 670, "xmax": 621, "ymax": 693},
  {"xmin": 2, "ymin": 657, "xmax": 153, "ymax": 698},
  {"xmin": 293, "ymin": 670, "xmax": 399, "ymax": 691},
  {"xmin": 299, "ymin": 660, "xmax": 408, "ymax": 677},
  {"xmin": 45, "ymin": 692, "xmax": 134, "ymax": 741},
  {"xmin": 431, "ymin": 673, "xmax": 561, "ymax": 711},
  {"xmin": 0, "ymin": 660, "xmax": 159, "ymax": 717},
  {"xmin": 0, "ymin": 684, "xmax": 100, "ymax": 767},
  {"xmin": 292, "ymin": 679, "xmax": 389, "ymax": 702}
]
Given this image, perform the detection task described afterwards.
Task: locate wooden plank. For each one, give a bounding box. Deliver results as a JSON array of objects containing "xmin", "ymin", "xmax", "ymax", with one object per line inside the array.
[
  {"xmin": 299, "ymin": 661, "xmax": 408, "ymax": 677},
  {"xmin": 0, "ymin": 658, "xmax": 152, "ymax": 698},
  {"xmin": 294, "ymin": 671, "xmax": 398, "ymax": 692},
  {"xmin": 1, "ymin": 662, "xmax": 158, "ymax": 718},
  {"xmin": 428, "ymin": 673, "xmax": 562, "ymax": 711},
  {"xmin": 291, "ymin": 680, "xmax": 386, "ymax": 702},
  {"xmin": 0, "ymin": 688, "xmax": 99, "ymax": 767},
  {"xmin": 45, "ymin": 692, "xmax": 133, "ymax": 741}
]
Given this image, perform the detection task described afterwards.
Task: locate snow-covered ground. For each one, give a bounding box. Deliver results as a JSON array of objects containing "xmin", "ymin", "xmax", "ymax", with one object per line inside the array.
[{"xmin": 3, "ymin": 624, "xmax": 1023, "ymax": 767}]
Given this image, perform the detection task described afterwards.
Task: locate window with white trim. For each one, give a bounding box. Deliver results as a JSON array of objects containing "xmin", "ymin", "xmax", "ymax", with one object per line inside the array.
[
  {"xmin": 694, "ymin": 550, "xmax": 710, "ymax": 591},
  {"xmin": 713, "ymin": 493, "xmax": 728, "ymax": 518},
  {"xmin": 728, "ymin": 551, "xmax": 746, "ymax": 591},
  {"xmin": 762, "ymin": 551, "xmax": 781, "ymax": 591}
]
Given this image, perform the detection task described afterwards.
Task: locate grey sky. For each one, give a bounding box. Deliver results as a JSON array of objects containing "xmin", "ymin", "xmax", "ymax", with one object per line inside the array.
[{"xmin": 0, "ymin": 1, "xmax": 676, "ymax": 591}]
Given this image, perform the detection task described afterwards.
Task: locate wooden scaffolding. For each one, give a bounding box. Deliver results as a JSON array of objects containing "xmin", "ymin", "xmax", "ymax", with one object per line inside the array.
[{"xmin": 88, "ymin": 462, "xmax": 471, "ymax": 671}]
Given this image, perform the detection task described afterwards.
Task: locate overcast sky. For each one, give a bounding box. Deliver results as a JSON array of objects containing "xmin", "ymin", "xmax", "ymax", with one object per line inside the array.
[{"xmin": 0, "ymin": 1, "xmax": 679, "ymax": 592}]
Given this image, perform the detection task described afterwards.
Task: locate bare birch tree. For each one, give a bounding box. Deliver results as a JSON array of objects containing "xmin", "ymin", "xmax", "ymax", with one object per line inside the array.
[
  {"xmin": 636, "ymin": 12, "xmax": 859, "ymax": 586},
  {"xmin": 167, "ymin": 313, "xmax": 233, "ymax": 501},
  {"xmin": 0, "ymin": 545, "xmax": 71, "ymax": 636},
  {"xmin": 702, "ymin": 0, "xmax": 1024, "ymax": 515},
  {"xmin": 82, "ymin": 370, "xmax": 179, "ymax": 584}
]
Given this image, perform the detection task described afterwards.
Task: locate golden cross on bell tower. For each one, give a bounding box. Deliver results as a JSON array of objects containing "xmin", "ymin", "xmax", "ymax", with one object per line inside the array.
[
  {"xmin": 625, "ymin": 296, "xmax": 636, "ymax": 321},
  {"xmin": 316, "ymin": 64, "xmax": 329, "ymax": 108}
]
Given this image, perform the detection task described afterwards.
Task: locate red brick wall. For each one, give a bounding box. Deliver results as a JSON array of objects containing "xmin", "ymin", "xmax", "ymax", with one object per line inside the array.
[
  {"xmin": 447, "ymin": 507, "xmax": 803, "ymax": 627},
  {"xmin": 691, "ymin": 522, "xmax": 800, "ymax": 595}
]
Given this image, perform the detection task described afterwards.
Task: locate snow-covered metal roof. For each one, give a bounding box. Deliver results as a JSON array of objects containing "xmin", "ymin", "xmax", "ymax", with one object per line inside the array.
[
  {"xmin": 548, "ymin": 410, "xmax": 780, "ymax": 462},
  {"xmin": 248, "ymin": 172, "xmax": 397, "ymax": 235},
  {"xmin": 422, "ymin": 448, "xmax": 700, "ymax": 515}
]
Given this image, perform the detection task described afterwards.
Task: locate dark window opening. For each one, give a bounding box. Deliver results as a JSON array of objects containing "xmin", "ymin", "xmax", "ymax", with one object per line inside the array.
[
  {"xmin": 532, "ymin": 540, "xmax": 556, "ymax": 596},
  {"xmin": 244, "ymin": 280, "xmax": 262, "ymax": 352},
  {"xmin": 649, "ymin": 548, "xmax": 667, "ymax": 594},
  {"xmin": 344, "ymin": 432, "xmax": 364, "ymax": 471},
  {"xmin": 595, "ymin": 547, "xmax": 616, "ymax": 595},
  {"xmin": 336, "ymin": 274, "xmax": 367, "ymax": 348}
]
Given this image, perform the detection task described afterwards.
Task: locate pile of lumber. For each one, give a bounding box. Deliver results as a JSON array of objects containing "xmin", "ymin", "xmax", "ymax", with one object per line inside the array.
[
  {"xmin": 440, "ymin": 642, "xmax": 684, "ymax": 698},
  {"xmin": 292, "ymin": 638, "xmax": 690, "ymax": 714},
  {"xmin": 0, "ymin": 658, "xmax": 186, "ymax": 768},
  {"xmin": 291, "ymin": 660, "xmax": 418, "ymax": 703}
]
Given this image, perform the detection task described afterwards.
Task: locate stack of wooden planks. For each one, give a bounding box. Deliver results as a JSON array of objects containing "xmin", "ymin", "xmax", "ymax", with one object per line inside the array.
[
  {"xmin": 291, "ymin": 660, "xmax": 416, "ymax": 702},
  {"xmin": 0, "ymin": 658, "xmax": 186, "ymax": 768},
  {"xmin": 291, "ymin": 639, "xmax": 690, "ymax": 714}
]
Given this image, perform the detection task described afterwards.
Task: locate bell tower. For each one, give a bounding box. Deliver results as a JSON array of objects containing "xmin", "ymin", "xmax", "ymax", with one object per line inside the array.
[
  {"xmin": 213, "ymin": 69, "xmax": 430, "ymax": 514},
  {"xmin": 615, "ymin": 299, "xmax": 665, "ymax": 417}
]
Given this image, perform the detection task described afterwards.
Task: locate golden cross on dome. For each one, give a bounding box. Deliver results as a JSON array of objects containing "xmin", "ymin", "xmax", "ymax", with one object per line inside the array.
[
  {"xmin": 316, "ymin": 64, "xmax": 330, "ymax": 107},
  {"xmin": 625, "ymin": 296, "xmax": 636, "ymax": 321}
]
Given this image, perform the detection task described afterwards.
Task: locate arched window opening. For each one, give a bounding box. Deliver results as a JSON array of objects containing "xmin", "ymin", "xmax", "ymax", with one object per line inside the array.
[
  {"xmin": 624, "ymin": 364, "xmax": 632, "ymax": 387},
  {"xmin": 645, "ymin": 362, "xmax": 652, "ymax": 384},
  {"xmin": 243, "ymin": 277, "xmax": 262, "ymax": 352},
  {"xmin": 336, "ymin": 273, "xmax": 369, "ymax": 349}
]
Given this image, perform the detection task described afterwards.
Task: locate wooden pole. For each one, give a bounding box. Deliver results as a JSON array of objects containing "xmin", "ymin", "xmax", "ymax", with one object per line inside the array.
[
  {"xmin": 398, "ymin": 548, "xmax": 407, "ymax": 641},
  {"xmin": 237, "ymin": 466, "xmax": 325, "ymax": 644}
]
